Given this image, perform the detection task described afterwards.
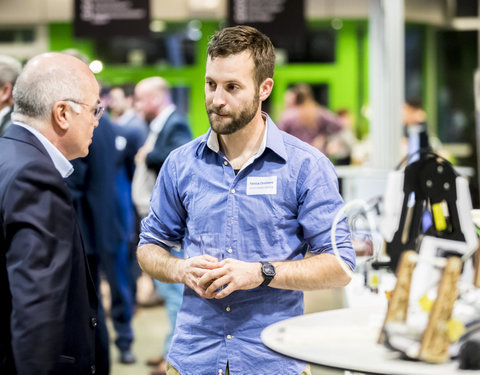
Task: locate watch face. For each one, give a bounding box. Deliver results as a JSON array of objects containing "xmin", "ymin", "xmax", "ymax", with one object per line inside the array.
[{"xmin": 263, "ymin": 263, "xmax": 275, "ymax": 276}]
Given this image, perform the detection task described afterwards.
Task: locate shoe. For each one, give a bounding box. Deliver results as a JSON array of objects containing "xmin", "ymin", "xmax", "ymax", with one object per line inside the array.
[
  {"xmin": 146, "ymin": 355, "xmax": 164, "ymax": 367},
  {"xmin": 150, "ymin": 359, "xmax": 167, "ymax": 375},
  {"xmin": 119, "ymin": 349, "xmax": 137, "ymax": 364},
  {"xmin": 150, "ymin": 368, "xmax": 166, "ymax": 375}
]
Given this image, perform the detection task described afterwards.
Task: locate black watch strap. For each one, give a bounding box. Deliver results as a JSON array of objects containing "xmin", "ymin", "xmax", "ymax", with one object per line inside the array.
[{"xmin": 260, "ymin": 261, "xmax": 276, "ymax": 287}]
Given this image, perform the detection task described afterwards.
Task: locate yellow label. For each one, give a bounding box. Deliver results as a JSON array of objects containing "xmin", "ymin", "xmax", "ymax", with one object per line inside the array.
[
  {"xmin": 447, "ymin": 319, "xmax": 466, "ymax": 342},
  {"xmin": 432, "ymin": 202, "xmax": 447, "ymax": 231},
  {"xmin": 384, "ymin": 290, "xmax": 393, "ymax": 300},
  {"xmin": 419, "ymin": 294, "xmax": 433, "ymax": 312}
]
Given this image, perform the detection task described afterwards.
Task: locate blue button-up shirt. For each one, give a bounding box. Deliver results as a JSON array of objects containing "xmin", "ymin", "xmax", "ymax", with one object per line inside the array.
[{"xmin": 139, "ymin": 114, "xmax": 355, "ymax": 375}]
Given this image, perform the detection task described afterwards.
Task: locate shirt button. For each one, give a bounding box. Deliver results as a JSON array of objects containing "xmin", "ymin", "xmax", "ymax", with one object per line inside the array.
[
  {"xmin": 90, "ymin": 364, "xmax": 96, "ymax": 374},
  {"xmin": 223, "ymin": 161, "xmax": 228, "ymax": 166},
  {"xmin": 226, "ymin": 306, "xmax": 231, "ymax": 312},
  {"xmin": 227, "ymin": 334, "xmax": 232, "ymax": 339},
  {"xmin": 231, "ymin": 188, "xmax": 236, "ymax": 194},
  {"xmin": 90, "ymin": 317, "xmax": 98, "ymax": 328},
  {"xmin": 227, "ymin": 247, "xmax": 232, "ymax": 254}
]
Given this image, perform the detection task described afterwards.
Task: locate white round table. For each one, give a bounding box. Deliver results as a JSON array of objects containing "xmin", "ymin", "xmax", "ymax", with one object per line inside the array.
[{"xmin": 261, "ymin": 306, "xmax": 478, "ymax": 375}]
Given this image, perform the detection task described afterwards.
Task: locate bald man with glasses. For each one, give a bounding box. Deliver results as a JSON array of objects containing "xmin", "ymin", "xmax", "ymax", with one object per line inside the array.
[{"xmin": 0, "ymin": 52, "xmax": 107, "ymax": 374}]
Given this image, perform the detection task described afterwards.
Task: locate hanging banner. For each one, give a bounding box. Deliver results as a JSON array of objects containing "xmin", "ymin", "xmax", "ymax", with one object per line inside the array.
[
  {"xmin": 227, "ymin": 0, "xmax": 305, "ymax": 44},
  {"xmin": 74, "ymin": 0, "xmax": 150, "ymax": 38}
]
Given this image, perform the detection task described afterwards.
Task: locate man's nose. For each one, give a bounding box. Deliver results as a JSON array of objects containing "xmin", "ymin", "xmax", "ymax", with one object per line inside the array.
[{"xmin": 212, "ymin": 87, "xmax": 226, "ymax": 107}]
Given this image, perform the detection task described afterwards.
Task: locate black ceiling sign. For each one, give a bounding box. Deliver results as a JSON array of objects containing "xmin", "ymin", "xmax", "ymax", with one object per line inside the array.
[
  {"xmin": 74, "ymin": 0, "xmax": 150, "ymax": 38},
  {"xmin": 227, "ymin": 0, "xmax": 305, "ymax": 43}
]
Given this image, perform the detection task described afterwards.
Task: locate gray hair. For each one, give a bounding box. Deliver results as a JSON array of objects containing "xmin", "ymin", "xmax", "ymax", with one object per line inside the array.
[
  {"xmin": 13, "ymin": 62, "xmax": 85, "ymax": 121},
  {"xmin": 0, "ymin": 55, "xmax": 22, "ymax": 86}
]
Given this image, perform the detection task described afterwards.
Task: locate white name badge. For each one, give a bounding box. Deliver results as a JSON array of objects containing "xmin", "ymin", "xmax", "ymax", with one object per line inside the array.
[{"xmin": 246, "ymin": 176, "xmax": 277, "ymax": 195}]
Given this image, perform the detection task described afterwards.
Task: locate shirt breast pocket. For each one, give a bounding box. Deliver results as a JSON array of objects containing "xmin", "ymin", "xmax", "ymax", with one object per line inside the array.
[
  {"xmin": 185, "ymin": 174, "xmax": 226, "ymax": 235},
  {"xmin": 239, "ymin": 183, "xmax": 296, "ymax": 258}
]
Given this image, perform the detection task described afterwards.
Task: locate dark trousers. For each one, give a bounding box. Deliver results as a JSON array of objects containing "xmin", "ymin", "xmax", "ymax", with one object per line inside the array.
[
  {"xmin": 87, "ymin": 254, "xmax": 111, "ymax": 375},
  {"xmin": 99, "ymin": 242, "xmax": 135, "ymax": 352}
]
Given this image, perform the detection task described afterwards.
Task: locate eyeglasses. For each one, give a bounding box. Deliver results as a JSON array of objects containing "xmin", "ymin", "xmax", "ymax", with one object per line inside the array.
[{"xmin": 63, "ymin": 99, "xmax": 104, "ymax": 121}]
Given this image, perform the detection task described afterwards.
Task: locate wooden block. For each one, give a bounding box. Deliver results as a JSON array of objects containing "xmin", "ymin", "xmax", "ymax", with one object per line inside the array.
[
  {"xmin": 378, "ymin": 250, "xmax": 417, "ymax": 344},
  {"xmin": 419, "ymin": 256, "xmax": 462, "ymax": 363},
  {"xmin": 473, "ymin": 243, "xmax": 480, "ymax": 288}
]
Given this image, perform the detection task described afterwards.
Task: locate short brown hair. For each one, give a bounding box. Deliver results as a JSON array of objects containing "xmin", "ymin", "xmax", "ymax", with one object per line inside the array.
[{"xmin": 207, "ymin": 26, "xmax": 275, "ymax": 87}]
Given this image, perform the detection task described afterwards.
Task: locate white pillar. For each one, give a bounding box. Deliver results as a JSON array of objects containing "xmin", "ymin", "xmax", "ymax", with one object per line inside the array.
[{"xmin": 369, "ymin": 0, "xmax": 404, "ymax": 169}]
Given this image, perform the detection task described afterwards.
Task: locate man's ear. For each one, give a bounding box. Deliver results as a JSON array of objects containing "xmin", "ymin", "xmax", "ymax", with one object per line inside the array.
[
  {"xmin": 52, "ymin": 101, "xmax": 70, "ymax": 132},
  {"xmin": 259, "ymin": 78, "xmax": 274, "ymax": 102},
  {"xmin": 0, "ymin": 82, "xmax": 13, "ymax": 105}
]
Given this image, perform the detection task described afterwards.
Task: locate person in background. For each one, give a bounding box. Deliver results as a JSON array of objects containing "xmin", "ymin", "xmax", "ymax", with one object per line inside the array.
[
  {"xmin": 403, "ymin": 99, "xmax": 427, "ymax": 128},
  {"xmin": 326, "ymin": 108, "xmax": 358, "ymax": 165},
  {"xmin": 133, "ymin": 77, "xmax": 192, "ymax": 375},
  {"xmin": 0, "ymin": 55, "xmax": 22, "ymax": 136},
  {"xmin": 0, "ymin": 52, "xmax": 105, "ymax": 374},
  {"xmin": 67, "ymin": 87, "xmax": 137, "ymax": 366},
  {"xmin": 278, "ymin": 83, "xmax": 345, "ymax": 155},
  {"xmin": 109, "ymin": 83, "xmax": 148, "ymax": 304},
  {"xmin": 137, "ymin": 25, "xmax": 354, "ymax": 375},
  {"xmin": 110, "ymin": 83, "xmax": 149, "ymax": 136},
  {"xmin": 134, "ymin": 77, "xmax": 192, "ymax": 175},
  {"xmin": 402, "ymin": 99, "xmax": 428, "ymax": 157},
  {"xmin": 110, "ymin": 85, "xmax": 129, "ymax": 121},
  {"xmin": 110, "ymin": 83, "xmax": 149, "ymax": 187}
]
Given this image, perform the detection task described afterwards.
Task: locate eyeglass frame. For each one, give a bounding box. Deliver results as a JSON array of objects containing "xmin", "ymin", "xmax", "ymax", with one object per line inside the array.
[{"xmin": 62, "ymin": 99, "xmax": 104, "ymax": 121}]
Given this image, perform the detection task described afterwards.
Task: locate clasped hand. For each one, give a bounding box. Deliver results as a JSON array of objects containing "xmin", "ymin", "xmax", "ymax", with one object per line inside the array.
[{"xmin": 183, "ymin": 255, "xmax": 263, "ymax": 299}]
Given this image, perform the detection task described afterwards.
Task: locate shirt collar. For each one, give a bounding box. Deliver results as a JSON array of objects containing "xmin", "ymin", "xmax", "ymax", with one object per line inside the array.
[
  {"xmin": 0, "ymin": 106, "xmax": 12, "ymax": 122},
  {"xmin": 150, "ymin": 104, "xmax": 176, "ymax": 134},
  {"xmin": 264, "ymin": 113, "xmax": 288, "ymax": 161},
  {"xmin": 197, "ymin": 112, "xmax": 287, "ymax": 162},
  {"xmin": 13, "ymin": 122, "xmax": 74, "ymax": 178}
]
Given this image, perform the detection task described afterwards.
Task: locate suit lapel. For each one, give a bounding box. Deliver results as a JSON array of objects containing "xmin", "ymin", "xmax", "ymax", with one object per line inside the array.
[{"xmin": 3, "ymin": 123, "xmax": 51, "ymax": 160}]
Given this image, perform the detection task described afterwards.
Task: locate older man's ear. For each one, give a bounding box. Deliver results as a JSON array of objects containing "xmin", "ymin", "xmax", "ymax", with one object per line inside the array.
[{"xmin": 52, "ymin": 101, "xmax": 71, "ymax": 133}]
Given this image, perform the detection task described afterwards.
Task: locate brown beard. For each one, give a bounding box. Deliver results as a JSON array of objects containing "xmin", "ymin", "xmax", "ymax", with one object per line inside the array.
[{"xmin": 206, "ymin": 91, "xmax": 259, "ymax": 135}]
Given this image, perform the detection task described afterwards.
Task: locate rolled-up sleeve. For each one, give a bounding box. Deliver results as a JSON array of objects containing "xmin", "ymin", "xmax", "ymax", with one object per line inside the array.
[
  {"xmin": 297, "ymin": 156, "xmax": 356, "ymax": 270},
  {"xmin": 139, "ymin": 155, "xmax": 186, "ymax": 251}
]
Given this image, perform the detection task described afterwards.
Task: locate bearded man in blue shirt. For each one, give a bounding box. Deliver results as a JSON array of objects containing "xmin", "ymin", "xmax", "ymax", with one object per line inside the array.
[{"xmin": 137, "ymin": 25, "xmax": 355, "ymax": 375}]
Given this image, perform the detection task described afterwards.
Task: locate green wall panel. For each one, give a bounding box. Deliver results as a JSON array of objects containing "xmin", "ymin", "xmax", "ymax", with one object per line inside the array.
[{"xmin": 48, "ymin": 20, "xmax": 373, "ymax": 139}]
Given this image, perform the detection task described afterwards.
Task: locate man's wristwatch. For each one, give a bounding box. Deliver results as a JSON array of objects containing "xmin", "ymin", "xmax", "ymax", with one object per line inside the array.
[{"xmin": 260, "ymin": 262, "xmax": 276, "ymax": 287}]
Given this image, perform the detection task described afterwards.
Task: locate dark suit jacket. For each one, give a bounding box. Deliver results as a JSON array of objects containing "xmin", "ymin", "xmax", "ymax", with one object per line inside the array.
[
  {"xmin": 146, "ymin": 110, "xmax": 192, "ymax": 174},
  {"xmin": 0, "ymin": 125, "xmax": 98, "ymax": 375},
  {"xmin": 67, "ymin": 114, "xmax": 122, "ymax": 257}
]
